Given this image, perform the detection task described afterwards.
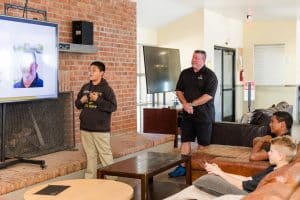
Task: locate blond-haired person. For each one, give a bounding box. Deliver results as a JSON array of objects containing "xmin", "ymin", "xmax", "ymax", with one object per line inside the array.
[{"xmin": 193, "ymin": 135, "xmax": 298, "ymax": 196}]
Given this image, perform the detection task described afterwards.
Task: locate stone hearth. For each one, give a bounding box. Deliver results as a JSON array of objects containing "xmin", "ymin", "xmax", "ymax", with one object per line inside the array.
[{"xmin": 0, "ymin": 133, "xmax": 174, "ymax": 195}]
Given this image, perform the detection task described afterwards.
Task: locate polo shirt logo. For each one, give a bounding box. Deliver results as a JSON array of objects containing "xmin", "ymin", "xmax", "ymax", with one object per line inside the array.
[{"xmin": 198, "ymin": 75, "xmax": 203, "ymax": 80}]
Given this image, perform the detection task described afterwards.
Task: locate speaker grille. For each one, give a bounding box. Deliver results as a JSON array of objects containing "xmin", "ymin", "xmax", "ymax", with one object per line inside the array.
[{"xmin": 72, "ymin": 21, "xmax": 93, "ymax": 45}]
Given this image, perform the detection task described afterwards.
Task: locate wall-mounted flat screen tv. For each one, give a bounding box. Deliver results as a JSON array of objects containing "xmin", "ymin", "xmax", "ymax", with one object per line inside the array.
[
  {"xmin": 143, "ymin": 46, "xmax": 181, "ymax": 94},
  {"xmin": 0, "ymin": 15, "xmax": 58, "ymax": 103}
]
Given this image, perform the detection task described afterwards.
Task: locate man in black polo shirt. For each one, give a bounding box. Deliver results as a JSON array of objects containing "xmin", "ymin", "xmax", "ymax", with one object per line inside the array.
[{"xmin": 169, "ymin": 50, "xmax": 218, "ymax": 177}]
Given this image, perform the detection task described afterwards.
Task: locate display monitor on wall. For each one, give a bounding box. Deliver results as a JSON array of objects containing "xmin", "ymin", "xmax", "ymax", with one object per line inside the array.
[
  {"xmin": 0, "ymin": 15, "xmax": 58, "ymax": 103},
  {"xmin": 143, "ymin": 46, "xmax": 181, "ymax": 94}
]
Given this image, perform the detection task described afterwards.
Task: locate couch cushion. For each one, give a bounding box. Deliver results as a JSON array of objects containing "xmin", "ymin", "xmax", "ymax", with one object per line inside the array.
[
  {"xmin": 192, "ymin": 145, "xmax": 252, "ymax": 169},
  {"xmin": 257, "ymin": 162, "xmax": 300, "ymax": 189},
  {"xmin": 163, "ymin": 185, "xmax": 215, "ymax": 200},
  {"xmin": 194, "ymin": 145, "xmax": 251, "ymax": 158},
  {"xmin": 213, "ymin": 157, "xmax": 270, "ymax": 177},
  {"xmin": 242, "ymin": 182, "xmax": 295, "ymax": 200},
  {"xmin": 293, "ymin": 143, "xmax": 300, "ymax": 162},
  {"xmin": 290, "ymin": 187, "xmax": 300, "ymax": 200},
  {"xmin": 211, "ymin": 122, "xmax": 269, "ymax": 147},
  {"xmin": 192, "ymin": 145, "xmax": 270, "ymax": 177}
]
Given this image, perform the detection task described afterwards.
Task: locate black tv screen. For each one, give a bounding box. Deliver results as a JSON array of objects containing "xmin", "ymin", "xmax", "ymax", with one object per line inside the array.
[
  {"xmin": 0, "ymin": 15, "xmax": 58, "ymax": 103},
  {"xmin": 143, "ymin": 46, "xmax": 181, "ymax": 94}
]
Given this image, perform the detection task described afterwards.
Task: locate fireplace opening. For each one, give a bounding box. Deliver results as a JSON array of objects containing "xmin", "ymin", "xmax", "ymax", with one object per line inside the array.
[{"xmin": 0, "ymin": 92, "xmax": 75, "ymax": 168}]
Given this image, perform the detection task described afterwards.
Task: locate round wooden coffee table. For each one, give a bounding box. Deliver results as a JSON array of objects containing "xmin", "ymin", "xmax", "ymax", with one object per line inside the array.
[{"xmin": 24, "ymin": 179, "xmax": 133, "ymax": 200}]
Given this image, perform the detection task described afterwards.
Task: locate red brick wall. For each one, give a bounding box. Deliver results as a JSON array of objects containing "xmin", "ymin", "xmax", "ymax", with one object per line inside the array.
[{"xmin": 0, "ymin": 0, "xmax": 137, "ymax": 143}]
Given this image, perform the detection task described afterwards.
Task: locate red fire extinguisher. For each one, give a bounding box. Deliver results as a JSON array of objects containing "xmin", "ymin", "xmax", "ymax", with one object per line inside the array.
[{"xmin": 240, "ymin": 69, "xmax": 244, "ymax": 82}]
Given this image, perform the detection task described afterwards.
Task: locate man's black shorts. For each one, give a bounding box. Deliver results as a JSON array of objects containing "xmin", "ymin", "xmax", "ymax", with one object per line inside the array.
[{"xmin": 180, "ymin": 115, "xmax": 212, "ymax": 145}]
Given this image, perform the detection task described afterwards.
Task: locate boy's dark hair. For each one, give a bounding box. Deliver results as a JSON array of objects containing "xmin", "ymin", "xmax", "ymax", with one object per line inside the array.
[
  {"xmin": 273, "ymin": 111, "xmax": 293, "ymax": 132},
  {"xmin": 194, "ymin": 50, "xmax": 206, "ymax": 59},
  {"xmin": 91, "ymin": 61, "xmax": 105, "ymax": 72}
]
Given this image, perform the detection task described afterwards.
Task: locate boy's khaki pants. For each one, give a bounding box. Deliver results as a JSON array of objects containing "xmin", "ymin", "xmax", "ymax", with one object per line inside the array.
[{"xmin": 80, "ymin": 130, "xmax": 115, "ymax": 179}]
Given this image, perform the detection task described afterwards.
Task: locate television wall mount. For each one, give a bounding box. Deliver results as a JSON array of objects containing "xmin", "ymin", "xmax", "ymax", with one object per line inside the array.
[{"xmin": 4, "ymin": 3, "xmax": 47, "ymax": 21}]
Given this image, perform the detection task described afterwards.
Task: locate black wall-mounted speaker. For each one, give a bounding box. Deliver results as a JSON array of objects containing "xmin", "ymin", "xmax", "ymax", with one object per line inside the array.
[{"xmin": 72, "ymin": 21, "xmax": 93, "ymax": 45}]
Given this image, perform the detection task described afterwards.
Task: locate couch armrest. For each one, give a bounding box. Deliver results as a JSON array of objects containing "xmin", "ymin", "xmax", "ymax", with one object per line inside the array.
[{"xmin": 211, "ymin": 122, "xmax": 269, "ymax": 147}]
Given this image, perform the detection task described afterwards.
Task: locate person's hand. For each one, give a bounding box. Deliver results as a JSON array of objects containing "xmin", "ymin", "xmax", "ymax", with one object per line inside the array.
[
  {"xmin": 261, "ymin": 135, "xmax": 272, "ymax": 143},
  {"xmin": 80, "ymin": 95, "xmax": 88, "ymax": 104},
  {"xmin": 183, "ymin": 102, "xmax": 193, "ymax": 114},
  {"xmin": 253, "ymin": 137, "xmax": 261, "ymax": 143},
  {"xmin": 89, "ymin": 92, "xmax": 99, "ymax": 101},
  {"xmin": 204, "ymin": 162, "xmax": 223, "ymax": 176}
]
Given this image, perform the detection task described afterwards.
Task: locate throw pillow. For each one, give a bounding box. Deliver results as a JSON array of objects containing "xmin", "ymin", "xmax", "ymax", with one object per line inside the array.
[{"xmin": 193, "ymin": 174, "xmax": 248, "ymax": 196}]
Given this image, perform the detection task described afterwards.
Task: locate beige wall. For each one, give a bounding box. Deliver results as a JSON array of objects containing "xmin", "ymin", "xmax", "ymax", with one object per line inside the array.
[
  {"xmin": 253, "ymin": 86, "xmax": 298, "ymax": 121},
  {"xmin": 296, "ymin": 20, "xmax": 300, "ymax": 84},
  {"xmin": 203, "ymin": 9, "xmax": 244, "ymax": 120},
  {"xmin": 243, "ymin": 20, "xmax": 297, "ymax": 83},
  {"xmin": 243, "ymin": 20, "xmax": 298, "ymax": 120},
  {"xmin": 137, "ymin": 27, "xmax": 157, "ymax": 45},
  {"xmin": 203, "ymin": 9, "xmax": 243, "ymax": 70},
  {"xmin": 157, "ymin": 9, "xmax": 204, "ymax": 69},
  {"xmin": 136, "ymin": 27, "xmax": 158, "ymax": 132}
]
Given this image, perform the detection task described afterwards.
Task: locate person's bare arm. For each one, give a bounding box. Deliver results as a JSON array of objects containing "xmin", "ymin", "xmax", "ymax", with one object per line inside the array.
[
  {"xmin": 176, "ymin": 91, "xmax": 193, "ymax": 114},
  {"xmin": 252, "ymin": 136, "xmax": 262, "ymax": 146},
  {"xmin": 249, "ymin": 135, "xmax": 272, "ymax": 161},
  {"xmin": 191, "ymin": 94, "xmax": 213, "ymax": 107},
  {"xmin": 205, "ymin": 163, "xmax": 251, "ymax": 190}
]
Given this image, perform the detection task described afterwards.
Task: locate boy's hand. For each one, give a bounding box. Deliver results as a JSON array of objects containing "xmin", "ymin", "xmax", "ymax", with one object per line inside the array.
[
  {"xmin": 204, "ymin": 162, "xmax": 223, "ymax": 176},
  {"xmin": 89, "ymin": 92, "xmax": 99, "ymax": 101},
  {"xmin": 80, "ymin": 95, "xmax": 88, "ymax": 103}
]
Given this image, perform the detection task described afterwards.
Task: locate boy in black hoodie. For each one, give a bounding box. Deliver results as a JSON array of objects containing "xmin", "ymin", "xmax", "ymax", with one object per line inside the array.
[{"xmin": 75, "ymin": 61, "xmax": 117, "ymax": 179}]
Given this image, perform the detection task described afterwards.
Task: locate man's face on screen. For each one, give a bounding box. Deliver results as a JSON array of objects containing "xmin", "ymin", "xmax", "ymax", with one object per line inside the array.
[{"xmin": 19, "ymin": 52, "xmax": 37, "ymax": 85}]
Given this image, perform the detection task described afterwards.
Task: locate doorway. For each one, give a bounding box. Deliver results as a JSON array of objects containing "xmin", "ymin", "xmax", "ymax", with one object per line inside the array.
[{"xmin": 214, "ymin": 46, "xmax": 235, "ymax": 122}]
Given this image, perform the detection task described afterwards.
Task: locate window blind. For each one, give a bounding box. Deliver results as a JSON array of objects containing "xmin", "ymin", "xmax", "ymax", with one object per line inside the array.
[{"xmin": 254, "ymin": 44, "xmax": 285, "ymax": 85}]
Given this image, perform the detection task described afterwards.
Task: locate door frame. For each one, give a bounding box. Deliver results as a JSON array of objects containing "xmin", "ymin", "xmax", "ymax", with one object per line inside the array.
[{"xmin": 214, "ymin": 45, "xmax": 236, "ymax": 122}]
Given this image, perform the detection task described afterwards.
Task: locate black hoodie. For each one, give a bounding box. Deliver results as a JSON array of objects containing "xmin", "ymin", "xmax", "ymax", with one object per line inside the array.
[{"xmin": 75, "ymin": 79, "xmax": 117, "ymax": 132}]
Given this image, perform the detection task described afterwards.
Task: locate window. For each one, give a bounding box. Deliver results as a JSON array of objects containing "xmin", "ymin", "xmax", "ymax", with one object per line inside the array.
[{"xmin": 254, "ymin": 44, "xmax": 285, "ymax": 85}]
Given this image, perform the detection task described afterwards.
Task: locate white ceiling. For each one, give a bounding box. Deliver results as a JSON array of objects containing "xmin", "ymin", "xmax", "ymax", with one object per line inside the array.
[{"xmin": 137, "ymin": 0, "xmax": 300, "ymax": 29}]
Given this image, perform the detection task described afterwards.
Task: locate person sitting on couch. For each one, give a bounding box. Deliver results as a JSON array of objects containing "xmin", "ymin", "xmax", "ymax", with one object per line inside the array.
[
  {"xmin": 193, "ymin": 135, "xmax": 297, "ymax": 196},
  {"xmin": 250, "ymin": 111, "xmax": 293, "ymax": 161}
]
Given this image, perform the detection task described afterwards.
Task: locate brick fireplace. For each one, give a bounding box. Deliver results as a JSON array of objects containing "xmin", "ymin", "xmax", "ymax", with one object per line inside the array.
[
  {"xmin": 0, "ymin": 92, "xmax": 75, "ymax": 163},
  {"xmin": 0, "ymin": 0, "xmax": 137, "ymax": 145},
  {"xmin": 0, "ymin": 0, "xmax": 138, "ymax": 194}
]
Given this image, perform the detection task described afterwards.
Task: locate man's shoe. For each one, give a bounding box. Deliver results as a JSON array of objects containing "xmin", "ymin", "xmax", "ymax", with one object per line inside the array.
[{"xmin": 168, "ymin": 165, "xmax": 186, "ymax": 177}]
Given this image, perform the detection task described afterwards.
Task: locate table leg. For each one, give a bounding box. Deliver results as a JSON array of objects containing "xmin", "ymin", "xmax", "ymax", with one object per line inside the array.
[
  {"xmin": 185, "ymin": 158, "xmax": 192, "ymax": 185},
  {"xmin": 97, "ymin": 171, "xmax": 105, "ymax": 179},
  {"xmin": 174, "ymin": 133, "xmax": 178, "ymax": 148},
  {"xmin": 141, "ymin": 176, "xmax": 148, "ymax": 200}
]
